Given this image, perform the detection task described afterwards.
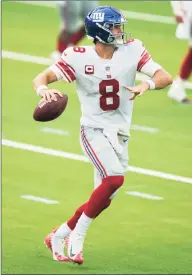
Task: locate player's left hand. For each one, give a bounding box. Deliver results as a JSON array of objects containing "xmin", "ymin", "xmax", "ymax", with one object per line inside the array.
[{"xmin": 124, "ymin": 82, "xmax": 150, "ymax": 100}]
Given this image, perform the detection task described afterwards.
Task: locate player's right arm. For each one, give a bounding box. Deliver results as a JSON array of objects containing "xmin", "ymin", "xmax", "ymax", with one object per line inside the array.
[
  {"xmin": 33, "ymin": 69, "xmax": 62, "ymax": 102},
  {"xmin": 33, "ymin": 47, "xmax": 76, "ymax": 102}
]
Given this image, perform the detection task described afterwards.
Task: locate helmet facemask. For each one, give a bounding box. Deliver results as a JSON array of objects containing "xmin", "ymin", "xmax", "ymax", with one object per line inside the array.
[{"xmin": 105, "ymin": 22, "xmax": 126, "ymax": 45}]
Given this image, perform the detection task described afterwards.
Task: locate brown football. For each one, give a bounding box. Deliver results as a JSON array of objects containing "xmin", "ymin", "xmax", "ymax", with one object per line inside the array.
[{"xmin": 33, "ymin": 94, "xmax": 68, "ymax": 122}]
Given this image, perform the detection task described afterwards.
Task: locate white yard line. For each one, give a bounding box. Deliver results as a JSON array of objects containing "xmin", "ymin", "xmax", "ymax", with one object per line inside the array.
[
  {"xmin": 2, "ymin": 138, "xmax": 192, "ymax": 185},
  {"xmin": 2, "ymin": 50, "xmax": 192, "ymax": 90},
  {"xmin": 14, "ymin": 1, "xmax": 57, "ymax": 8},
  {"xmin": 20, "ymin": 195, "xmax": 59, "ymax": 204},
  {"xmin": 125, "ymin": 191, "xmax": 164, "ymax": 200},
  {"xmin": 2, "ymin": 50, "xmax": 52, "ymax": 65},
  {"xmin": 3, "ymin": 139, "xmax": 87, "ymax": 162},
  {"xmin": 128, "ymin": 166, "xmax": 192, "ymax": 184},
  {"xmin": 131, "ymin": 124, "xmax": 159, "ymax": 134},
  {"xmin": 122, "ymin": 10, "xmax": 174, "ymax": 24},
  {"xmin": 13, "ymin": 1, "xmax": 175, "ymax": 24},
  {"xmin": 40, "ymin": 125, "xmax": 158, "ymax": 135},
  {"xmin": 40, "ymin": 127, "xmax": 69, "ymax": 136}
]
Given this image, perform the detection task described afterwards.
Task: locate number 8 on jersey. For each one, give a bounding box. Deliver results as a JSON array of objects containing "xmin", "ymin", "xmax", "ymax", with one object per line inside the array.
[{"xmin": 99, "ymin": 79, "xmax": 120, "ymax": 111}]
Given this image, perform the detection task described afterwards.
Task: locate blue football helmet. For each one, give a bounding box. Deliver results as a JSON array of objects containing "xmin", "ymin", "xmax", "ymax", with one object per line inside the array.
[{"xmin": 84, "ymin": 6, "xmax": 129, "ymax": 45}]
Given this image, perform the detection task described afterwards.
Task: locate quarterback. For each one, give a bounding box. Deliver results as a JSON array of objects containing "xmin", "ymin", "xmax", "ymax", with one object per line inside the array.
[{"xmin": 33, "ymin": 6, "xmax": 172, "ymax": 264}]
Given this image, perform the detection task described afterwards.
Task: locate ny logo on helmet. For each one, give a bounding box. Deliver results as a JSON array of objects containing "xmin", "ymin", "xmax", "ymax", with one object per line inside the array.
[{"xmin": 91, "ymin": 12, "xmax": 105, "ymax": 22}]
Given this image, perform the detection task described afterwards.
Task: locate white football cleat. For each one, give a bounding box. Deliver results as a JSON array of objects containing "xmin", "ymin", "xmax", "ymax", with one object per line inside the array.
[
  {"xmin": 67, "ymin": 232, "xmax": 84, "ymax": 265},
  {"xmin": 44, "ymin": 228, "xmax": 70, "ymax": 262},
  {"xmin": 168, "ymin": 78, "xmax": 191, "ymax": 103}
]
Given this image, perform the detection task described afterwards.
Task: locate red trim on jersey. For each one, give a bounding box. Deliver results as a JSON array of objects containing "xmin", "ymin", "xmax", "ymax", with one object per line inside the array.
[
  {"xmin": 56, "ymin": 60, "xmax": 76, "ymax": 82},
  {"xmin": 140, "ymin": 49, "xmax": 146, "ymax": 57},
  {"xmin": 62, "ymin": 59, "xmax": 76, "ymax": 75},
  {"xmin": 137, "ymin": 51, "xmax": 152, "ymax": 72},
  {"xmin": 57, "ymin": 60, "xmax": 76, "ymax": 81},
  {"xmin": 55, "ymin": 63, "xmax": 71, "ymax": 82}
]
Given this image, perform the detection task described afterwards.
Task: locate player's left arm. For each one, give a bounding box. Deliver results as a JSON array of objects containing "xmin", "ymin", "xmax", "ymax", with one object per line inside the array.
[
  {"xmin": 150, "ymin": 67, "xmax": 173, "ymax": 89},
  {"xmin": 125, "ymin": 47, "xmax": 173, "ymax": 100}
]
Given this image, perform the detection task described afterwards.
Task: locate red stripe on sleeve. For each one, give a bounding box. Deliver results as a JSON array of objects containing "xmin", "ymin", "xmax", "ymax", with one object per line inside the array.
[
  {"xmin": 57, "ymin": 60, "xmax": 76, "ymax": 82},
  {"xmin": 137, "ymin": 51, "xmax": 151, "ymax": 72},
  {"xmin": 62, "ymin": 60, "xmax": 75, "ymax": 75},
  {"xmin": 140, "ymin": 49, "xmax": 146, "ymax": 57},
  {"xmin": 55, "ymin": 63, "xmax": 71, "ymax": 82}
]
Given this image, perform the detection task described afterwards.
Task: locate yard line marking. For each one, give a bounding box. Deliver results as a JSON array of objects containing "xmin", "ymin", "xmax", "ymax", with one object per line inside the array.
[
  {"xmin": 2, "ymin": 50, "xmax": 52, "ymax": 65},
  {"xmin": 20, "ymin": 195, "xmax": 59, "ymax": 204},
  {"xmin": 14, "ymin": 1, "xmax": 175, "ymax": 24},
  {"xmin": 2, "ymin": 138, "xmax": 87, "ymax": 162},
  {"xmin": 128, "ymin": 166, "xmax": 192, "ymax": 184},
  {"xmin": 2, "ymin": 138, "xmax": 192, "ymax": 185},
  {"xmin": 2, "ymin": 50, "xmax": 192, "ymax": 90},
  {"xmin": 131, "ymin": 124, "xmax": 159, "ymax": 134},
  {"xmin": 122, "ymin": 10, "xmax": 175, "ymax": 24},
  {"xmin": 14, "ymin": 1, "xmax": 58, "ymax": 8},
  {"xmin": 40, "ymin": 125, "xmax": 158, "ymax": 135},
  {"xmin": 40, "ymin": 127, "xmax": 69, "ymax": 136},
  {"xmin": 125, "ymin": 191, "xmax": 164, "ymax": 200}
]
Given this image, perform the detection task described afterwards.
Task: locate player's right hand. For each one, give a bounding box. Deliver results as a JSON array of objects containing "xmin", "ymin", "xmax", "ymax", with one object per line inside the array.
[{"xmin": 38, "ymin": 89, "xmax": 63, "ymax": 102}]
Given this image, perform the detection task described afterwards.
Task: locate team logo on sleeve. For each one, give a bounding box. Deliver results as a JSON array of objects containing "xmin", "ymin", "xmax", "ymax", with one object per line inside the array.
[{"xmin": 85, "ymin": 65, "xmax": 94, "ymax": 75}]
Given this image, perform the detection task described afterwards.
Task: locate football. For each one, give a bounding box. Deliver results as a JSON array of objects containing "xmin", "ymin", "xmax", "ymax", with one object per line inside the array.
[{"xmin": 33, "ymin": 94, "xmax": 68, "ymax": 122}]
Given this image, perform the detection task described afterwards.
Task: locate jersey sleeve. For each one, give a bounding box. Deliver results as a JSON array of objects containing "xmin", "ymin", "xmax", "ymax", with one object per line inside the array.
[
  {"xmin": 49, "ymin": 47, "xmax": 76, "ymax": 83},
  {"xmin": 136, "ymin": 40, "xmax": 162, "ymax": 77}
]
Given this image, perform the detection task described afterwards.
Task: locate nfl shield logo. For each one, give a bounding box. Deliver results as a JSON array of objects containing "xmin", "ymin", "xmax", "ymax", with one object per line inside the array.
[{"xmin": 105, "ymin": 65, "xmax": 111, "ymax": 78}]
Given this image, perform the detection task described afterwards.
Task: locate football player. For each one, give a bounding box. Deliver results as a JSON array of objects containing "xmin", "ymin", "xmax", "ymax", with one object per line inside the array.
[
  {"xmin": 33, "ymin": 6, "xmax": 172, "ymax": 264},
  {"xmin": 168, "ymin": 1, "xmax": 192, "ymax": 103},
  {"xmin": 51, "ymin": 0, "xmax": 98, "ymax": 61}
]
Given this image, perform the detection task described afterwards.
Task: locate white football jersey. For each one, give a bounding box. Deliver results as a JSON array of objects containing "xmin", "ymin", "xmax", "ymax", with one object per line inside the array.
[{"xmin": 50, "ymin": 39, "xmax": 161, "ymax": 136}]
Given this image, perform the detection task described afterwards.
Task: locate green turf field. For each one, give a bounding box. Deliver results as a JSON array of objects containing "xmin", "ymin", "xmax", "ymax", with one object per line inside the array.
[{"xmin": 2, "ymin": 1, "xmax": 192, "ymax": 274}]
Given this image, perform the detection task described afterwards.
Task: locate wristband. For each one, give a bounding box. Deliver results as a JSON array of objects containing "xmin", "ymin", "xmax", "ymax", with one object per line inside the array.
[
  {"xmin": 36, "ymin": 85, "xmax": 48, "ymax": 96},
  {"xmin": 145, "ymin": 80, "xmax": 156, "ymax": 90}
]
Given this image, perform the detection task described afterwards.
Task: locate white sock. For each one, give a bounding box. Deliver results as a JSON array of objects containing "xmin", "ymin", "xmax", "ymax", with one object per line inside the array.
[
  {"xmin": 55, "ymin": 222, "xmax": 72, "ymax": 239},
  {"xmin": 175, "ymin": 76, "xmax": 185, "ymax": 85},
  {"xmin": 73, "ymin": 212, "xmax": 93, "ymax": 236}
]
